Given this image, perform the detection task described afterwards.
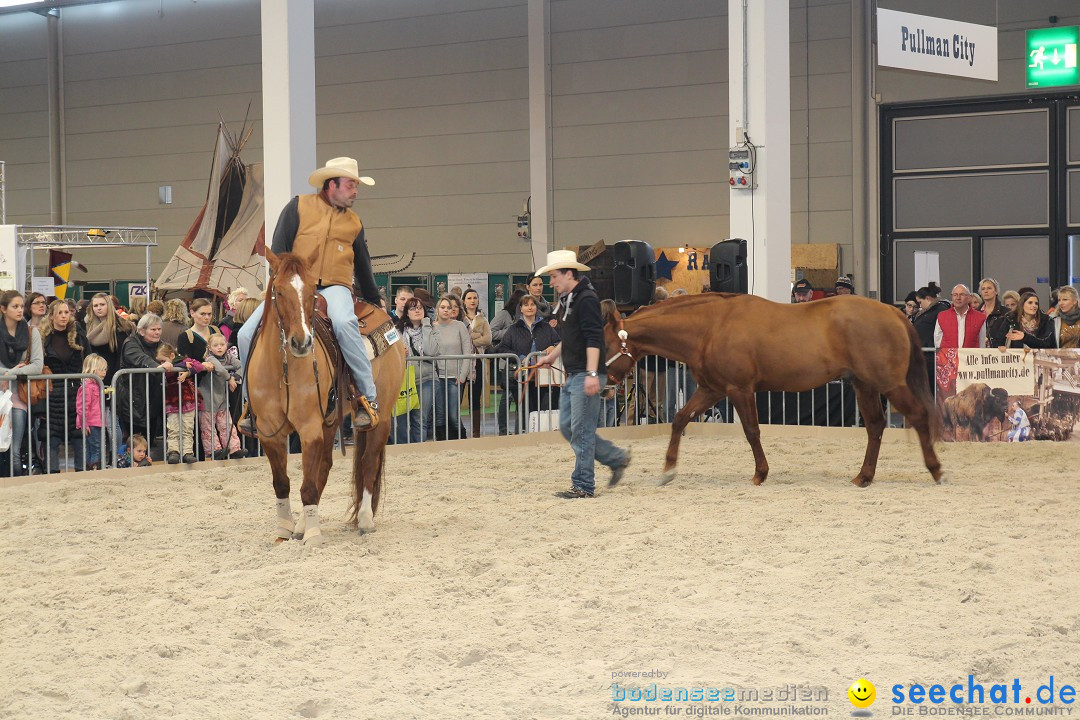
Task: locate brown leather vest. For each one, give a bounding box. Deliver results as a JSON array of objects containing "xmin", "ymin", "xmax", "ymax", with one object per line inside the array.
[{"xmin": 292, "ymin": 193, "xmax": 362, "ymax": 289}]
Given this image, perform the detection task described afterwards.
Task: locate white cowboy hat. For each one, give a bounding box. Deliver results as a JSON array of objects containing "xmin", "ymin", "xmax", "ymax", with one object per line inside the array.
[
  {"xmin": 308, "ymin": 157, "xmax": 376, "ymax": 188},
  {"xmin": 534, "ymin": 249, "xmax": 590, "ymax": 275}
]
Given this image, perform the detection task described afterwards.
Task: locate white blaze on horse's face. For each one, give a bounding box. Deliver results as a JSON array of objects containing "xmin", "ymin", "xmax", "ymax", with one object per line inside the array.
[{"xmin": 289, "ymin": 272, "xmax": 314, "ymax": 356}]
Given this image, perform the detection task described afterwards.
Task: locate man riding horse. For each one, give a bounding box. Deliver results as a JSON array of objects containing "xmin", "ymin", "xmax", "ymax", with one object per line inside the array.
[{"xmin": 238, "ymin": 156, "xmax": 383, "ymax": 432}]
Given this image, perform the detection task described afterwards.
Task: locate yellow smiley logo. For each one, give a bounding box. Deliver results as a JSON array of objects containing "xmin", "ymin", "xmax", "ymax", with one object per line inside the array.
[{"xmin": 848, "ymin": 678, "xmax": 876, "ymax": 709}]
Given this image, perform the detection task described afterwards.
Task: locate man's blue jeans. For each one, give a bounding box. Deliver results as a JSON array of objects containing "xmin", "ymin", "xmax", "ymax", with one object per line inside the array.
[
  {"xmin": 559, "ymin": 373, "xmax": 628, "ymax": 494},
  {"xmin": 237, "ymin": 285, "xmax": 377, "ymax": 400}
]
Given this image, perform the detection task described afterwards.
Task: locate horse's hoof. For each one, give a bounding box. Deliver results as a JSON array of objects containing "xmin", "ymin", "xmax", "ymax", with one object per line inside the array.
[
  {"xmin": 273, "ymin": 536, "xmax": 289, "ymax": 545},
  {"xmin": 357, "ymin": 511, "xmax": 375, "ymax": 533},
  {"xmin": 851, "ymin": 476, "xmax": 873, "ymax": 488},
  {"xmin": 302, "ymin": 531, "xmax": 326, "ymax": 546},
  {"xmin": 751, "ymin": 475, "xmax": 766, "ymax": 486},
  {"xmin": 656, "ymin": 469, "xmax": 676, "ymax": 486},
  {"xmin": 357, "ymin": 525, "xmax": 376, "ymax": 535},
  {"xmin": 935, "ymin": 471, "xmax": 948, "ymax": 485}
]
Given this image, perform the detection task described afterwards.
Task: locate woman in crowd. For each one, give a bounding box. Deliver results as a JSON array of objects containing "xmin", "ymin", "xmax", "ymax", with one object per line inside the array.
[
  {"xmin": 1051, "ymin": 286, "xmax": 1080, "ymax": 349},
  {"xmin": 84, "ymin": 292, "xmax": 134, "ymax": 384},
  {"xmin": 1001, "ymin": 292, "xmax": 1056, "ymax": 349},
  {"xmin": 426, "ymin": 295, "xmax": 472, "ymax": 440},
  {"xmin": 41, "ymin": 300, "xmax": 87, "ymax": 473},
  {"xmin": 219, "ymin": 287, "xmax": 249, "ymax": 343},
  {"xmin": 902, "ymin": 291, "xmax": 918, "ymax": 321},
  {"xmin": 127, "ymin": 296, "xmax": 148, "ymax": 320},
  {"xmin": 160, "ymin": 298, "xmax": 190, "ymax": 349},
  {"xmin": 977, "ymin": 277, "xmax": 1008, "ymax": 348},
  {"xmin": 116, "ymin": 314, "xmax": 171, "ymax": 456},
  {"xmin": 177, "ymin": 298, "xmax": 223, "ymax": 457},
  {"xmin": 526, "ymin": 275, "xmax": 553, "ymax": 317},
  {"xmin": 392, "ymin": 298, "xmax": 427, "ymax": 444},
  {"xmin": 460, "ymin": 288, "xmax": 491, "ymax": 434},
  {"xmin": 0, "ymin": 291, "xmax": 44, "ymax": 476},
  {"xmin": 1001, "ymin": 290, "xmax": 1021, "ymax": 314},
  {"xmin": 25, "ymin": 292, "xmax": 48, "ymax": 331},
  {"xmin": 489, "ymin": 288, "xmax": 526, "ymax": 346},
  {"xmin": 495, "ymin": 295, "xmax": 561, "ymax": 435}
]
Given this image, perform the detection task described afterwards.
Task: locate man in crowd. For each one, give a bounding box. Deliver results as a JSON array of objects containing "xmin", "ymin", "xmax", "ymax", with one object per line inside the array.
[
  {"xmin": 834, "ymin": 276, "xmax": 855, "ymax": 295},
  {"xmin": 934, "ymin": 282, "xmax": 986, "ymax": 349},
  {"xmin": 792, "ymin": 278, "xmax": 814, "ymax": 303},
  {"xmin": 238, "ymin": 157, "xmax": 383, "ymax": 432},
  {"xmin": 536, "ymin": 250, "xmax": 630, "ymax": 499},
  {"xmin": 390, "ymin": 286, "xmax": 413, "ymax": 321}
]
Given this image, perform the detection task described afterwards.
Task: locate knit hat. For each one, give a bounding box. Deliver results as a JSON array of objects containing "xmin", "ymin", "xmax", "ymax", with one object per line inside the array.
[{"xmin": 835, "ymin": 276, "xmax": 855, "ymax": 292}]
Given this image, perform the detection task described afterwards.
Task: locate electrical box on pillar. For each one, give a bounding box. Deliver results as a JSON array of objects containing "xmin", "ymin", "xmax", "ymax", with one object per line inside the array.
[
  {"xmin": 710, "ymin": 239, "xmax": 748, "ymax": 294},
  {"xmin": 728, "ymin": 146, "xmax": 756, "ymax": 189},
  {"xmin": 612, "ymin": 239, "xmax": 656, "ymax": 306}
]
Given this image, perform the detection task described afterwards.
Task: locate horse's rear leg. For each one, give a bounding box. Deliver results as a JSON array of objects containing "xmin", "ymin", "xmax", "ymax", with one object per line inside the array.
[
  {"xmin": 356, "ymin": 423, "xmax": 390, "ymax": 533},
  {"xmin": 851, "ymin": 382, "xmax": 887, "ymax": 487},
  {"xmin": 660, "ymin": 388, "xmax": 725, "ymax": 486},
  {"xmin": 887, "ymin": 386, "xmax": 945, "ymax": 484},
  {"xmin": 263, "ymin": 439, "xmax": 294, "ymax": 541},
  {"xmin": 727, "ymin": 389, "xmax": 768, "ymax": 485}
]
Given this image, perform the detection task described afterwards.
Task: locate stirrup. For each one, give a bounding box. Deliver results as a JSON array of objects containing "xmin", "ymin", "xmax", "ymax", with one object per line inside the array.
[
  {"xmin": 354, "ymin": 396, "xmax": 380, "ymax": 432},
  {"xmin": 237, "ymin": 403, "xmax": 257, "ymax": 438}
]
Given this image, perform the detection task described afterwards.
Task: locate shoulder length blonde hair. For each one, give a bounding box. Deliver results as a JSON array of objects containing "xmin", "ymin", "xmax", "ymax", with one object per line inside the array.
[
  {"xmin": 41, "ymin": 299, "xmax": 83, "ymax": 350},
  {"xmin": 85, "ymin": 292, "xmax": 132, "ymax": 351}
]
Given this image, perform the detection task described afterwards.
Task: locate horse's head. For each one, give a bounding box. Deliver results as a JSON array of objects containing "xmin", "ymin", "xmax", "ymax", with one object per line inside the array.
[
  {"xmin": 603, "ymin": 312, "xmax": 637, "ymax": 384},
  {"xmin": 267, "ymin": 249, "xmax": 317, "ymax": 357}
]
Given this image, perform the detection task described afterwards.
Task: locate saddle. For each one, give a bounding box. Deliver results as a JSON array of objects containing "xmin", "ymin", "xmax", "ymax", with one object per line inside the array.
[{"xmin": 312, "ymin": 296, "xmax": 398, "ymax": 430}]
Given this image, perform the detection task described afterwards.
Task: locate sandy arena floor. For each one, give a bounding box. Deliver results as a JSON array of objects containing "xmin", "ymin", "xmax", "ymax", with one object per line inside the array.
[{"xmin": 2, "ymin": 429, "xmax": 1078, "ymax": 719}]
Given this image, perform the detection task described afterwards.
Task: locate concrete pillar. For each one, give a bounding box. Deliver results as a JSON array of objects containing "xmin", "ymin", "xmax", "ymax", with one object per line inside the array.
[
  {"xmin": 260, "ymin": 0, "xmax": 316, "ymax": 227},
  {"xmin": 46, "ymin": 11, "xmax": 65, "ymax": 224},
  {"xmin": 527, "ymin": 0, "xmax": 552, "ymax": 269},
  {"xmin": 728, "ymin": 0, "xmax": 791, "ymax": 303}
]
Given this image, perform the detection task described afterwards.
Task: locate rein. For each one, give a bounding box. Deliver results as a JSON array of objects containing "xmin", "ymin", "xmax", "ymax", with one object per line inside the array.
[{"xmin": 605, "ymin": 326, "xmax": 635, "ymax": 370}]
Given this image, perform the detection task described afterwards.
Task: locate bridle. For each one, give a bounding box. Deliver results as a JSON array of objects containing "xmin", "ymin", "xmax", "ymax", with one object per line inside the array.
[
  {"xmin": 604, "ymin": 318, "xmax": 636, "ymax": 381},
  {"xmin": 252, "ymin": 270, "xmax": 335, "ymax": 439}
]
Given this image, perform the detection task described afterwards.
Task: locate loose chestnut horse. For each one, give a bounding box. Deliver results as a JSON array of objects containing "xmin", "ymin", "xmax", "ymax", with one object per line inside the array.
[
  {"xmin": 604, "ymin": 293, "xmax": 944, "ymax": 487},
  {"xmin": 247, "ymin": 250, "xmax": 406, "ymax": 543}
]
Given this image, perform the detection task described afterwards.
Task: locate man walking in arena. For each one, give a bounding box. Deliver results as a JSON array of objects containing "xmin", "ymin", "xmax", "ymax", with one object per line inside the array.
[
  {"xmin": 536, "ymin": 250, "xmax": 631, "ymax": 499},
  {"xmin": 238, "ymin": 157, "xmax": 384, "ymax": 432}
]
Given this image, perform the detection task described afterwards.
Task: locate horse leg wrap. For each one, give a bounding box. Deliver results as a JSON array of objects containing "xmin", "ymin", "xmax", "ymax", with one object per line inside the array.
[
  {"xmin": 275, "ymin": 498, "xmax": 294, "ymax": 539},
  {"xmin": 301, "ymin": 504, "xmax": 325, "ymax": 545}
]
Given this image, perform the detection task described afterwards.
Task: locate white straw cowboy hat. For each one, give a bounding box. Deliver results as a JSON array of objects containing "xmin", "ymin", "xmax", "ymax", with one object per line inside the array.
[
  {"xmin": 535, "ymin": 249, "xmax": 590, "ymax": 275},
  {"xmin": 308, "ymin": 157, "xmax": 375, "ymax": 188}
]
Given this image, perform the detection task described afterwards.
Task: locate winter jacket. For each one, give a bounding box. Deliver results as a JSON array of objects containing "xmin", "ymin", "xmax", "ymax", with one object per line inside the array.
[
  {"xmin": 43, "ymin": 328, "xmax": 87, "ymax": 438},
  {"xmin": 75, "ymin": 378, "xmax": 105, "ymax": 430},
  {"xmin": 199, "ymin": 350, "xmax": 241, "ymax": 413},
  {"xmin": 116, "ymin": 333, "xmax": 163, "ymax": 433}
]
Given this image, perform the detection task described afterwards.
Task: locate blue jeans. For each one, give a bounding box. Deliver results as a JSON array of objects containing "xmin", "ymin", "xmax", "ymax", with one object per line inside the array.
[
  {"xmin": 48, "ymin": 434, "xmax": 84, "ymax": 474},
  {"xmin": 237, "ymin": 284, "xmax": 377, "ymax": 401},
  {"xmin": 390, "ymin": 409, "xmax": 421, "ymax": 444},
  {"xmin": 559, "ymin": 373, "xmax": 629, "ymax": 494},
  {"xmin": 433, "ymin": 377, "xmax": 461, "ymax": 440},
  {"xmin": 84, "ymin": 428, "xmax": 103, "ymax": 466},
  {"xmin": 420, "ymin": 379, "xmax": 434, "ymax": 441}
]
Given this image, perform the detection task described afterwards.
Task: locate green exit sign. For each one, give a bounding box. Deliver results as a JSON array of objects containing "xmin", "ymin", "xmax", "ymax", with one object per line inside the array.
[{"xmin": 1027, "ymin": 26, "xmax": 1079, "ymax": 88}]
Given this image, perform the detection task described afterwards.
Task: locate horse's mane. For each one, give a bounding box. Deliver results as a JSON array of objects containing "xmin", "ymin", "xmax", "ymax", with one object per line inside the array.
[
  {"xmin": 628, "ymin": 292, "xmax": 737, "ymax": 317},
  {"xmin": 273, "ymin": 252, "xmax": 309, "ymax": 280}
]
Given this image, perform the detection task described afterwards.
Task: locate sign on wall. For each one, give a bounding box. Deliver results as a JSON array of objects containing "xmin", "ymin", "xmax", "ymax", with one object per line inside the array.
[
  {"xmin": 1026, "ymin": 26, "xmax": 1080, "ymax": 88},
  {"xmin": 877, "ymin": 8, "xmax": 998, "ymax": 82}
]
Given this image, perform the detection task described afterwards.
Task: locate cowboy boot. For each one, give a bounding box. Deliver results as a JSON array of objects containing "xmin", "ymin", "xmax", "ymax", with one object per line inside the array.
[
  {"xmin": 353, "ymin": 395, "xmax": 380, "ymax": 432},
  {"xmin": 237, "ymin": 402, "xmax": 257, "ymax": 438}
]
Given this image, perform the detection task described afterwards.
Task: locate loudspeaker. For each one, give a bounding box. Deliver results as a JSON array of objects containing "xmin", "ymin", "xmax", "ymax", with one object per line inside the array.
[
  {"xmin": 613, "ymin": 239, "xmax": 656, "ymax": 306},
  {"xmin": 709, "ymin": 238, "xmax": 748, "ymax": 293}
]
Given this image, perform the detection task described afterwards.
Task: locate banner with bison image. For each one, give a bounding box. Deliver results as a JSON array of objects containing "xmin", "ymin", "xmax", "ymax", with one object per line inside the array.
[{"xmin": 937, "ymin": 348, "xmax": 1080, "ymax": 442}]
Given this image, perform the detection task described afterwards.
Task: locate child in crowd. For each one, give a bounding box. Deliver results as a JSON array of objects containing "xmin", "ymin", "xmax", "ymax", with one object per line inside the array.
[
  {"xmin": 200, "ymin": 333, "xmax": 246, "ymax": 460},
  {"xmin": 158, "ymin": 342, "xmax": 203, "ymax": 464},
  {"xmin": 129, "ymin": 434, "xmax": 152, "ymax": 467},
  {"xmin": 75, "ymin": 354, "xmax": 108, "ymax": 470}
]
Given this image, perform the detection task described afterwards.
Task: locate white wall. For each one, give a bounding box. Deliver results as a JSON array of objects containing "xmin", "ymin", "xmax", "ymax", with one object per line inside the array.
[{"xmin": 2, "ymin": 0, "xmax": 1077, "ymax": 287}]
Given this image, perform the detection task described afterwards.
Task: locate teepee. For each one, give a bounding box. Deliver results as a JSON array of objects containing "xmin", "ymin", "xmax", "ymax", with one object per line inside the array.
[{"xmin": 156, "ymin": 120, "xmax": 266, "ymax": 296}]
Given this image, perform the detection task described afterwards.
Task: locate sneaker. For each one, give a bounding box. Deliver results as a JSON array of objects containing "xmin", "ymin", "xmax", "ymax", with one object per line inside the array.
[
  {"xmin": 182, "ymin": 453, "xmax": 197, "ymax": 464},
  {"xmin": 608, "ymin": 448, "xmax": 632, "ymax": 488},
  {"xmin": 354, "ymin": 397, "xmax": 379, "ymax": 431},
  {"xmin": 166, "ymin": 451, "xmax": 180, "ymax": 464},
  {"xmin": 229, "ymin": 449, "xmax": 248, "ymax": 460},
  {"xmin": 554, "ymin": 486, "xmax": 595, "ymax": 499}
]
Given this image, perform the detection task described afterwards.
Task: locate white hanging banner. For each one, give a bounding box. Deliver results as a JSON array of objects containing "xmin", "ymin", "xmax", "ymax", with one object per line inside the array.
[
  {"xmin": 877, "ymin": 8, "xmax": 998, "ymax": 81},
  {"xmin": 914, "ymin": 250, "xmax": 940, "ymax": 291}
]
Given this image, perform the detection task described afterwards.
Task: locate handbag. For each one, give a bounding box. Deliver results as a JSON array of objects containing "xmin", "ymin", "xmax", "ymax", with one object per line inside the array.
[
  {"xmin": 16, "ymin": 345, "xmax": 52, "ymax": 406},
  {"xmin": 393, "ymin": 364, "xmax": 420, "ymax": 417}
]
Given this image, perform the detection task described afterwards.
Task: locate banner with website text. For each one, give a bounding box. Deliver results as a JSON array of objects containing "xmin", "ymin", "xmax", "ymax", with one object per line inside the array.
[{"xmin": 936, "ymin": 348, "xmax": 1080, "ymax": 442}]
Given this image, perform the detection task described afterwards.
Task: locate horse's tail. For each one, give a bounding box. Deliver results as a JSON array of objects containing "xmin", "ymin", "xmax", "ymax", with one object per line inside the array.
[
  {"xmin": 348, "ymin": 429, "xmax": 386, "ymax": 523},
  {"xmin": 905, "ymin": 321, "xmax": 942, "ymax": 442}
]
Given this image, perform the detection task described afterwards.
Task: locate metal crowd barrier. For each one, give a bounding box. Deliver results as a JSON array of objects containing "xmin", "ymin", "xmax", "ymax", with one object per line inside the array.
[{"xmin": 0, "ymin": 371, "xmax": 107, "ymax": 476}]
